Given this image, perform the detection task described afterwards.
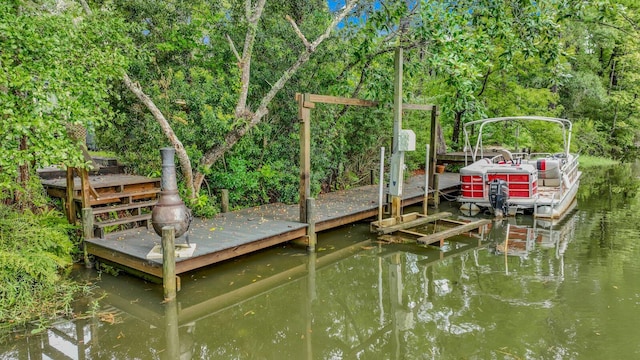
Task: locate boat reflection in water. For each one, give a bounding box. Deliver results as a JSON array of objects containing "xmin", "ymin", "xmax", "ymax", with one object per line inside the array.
[{"xmin": 2, "ymin": 208, "xmax": 581, "ymax": 359}]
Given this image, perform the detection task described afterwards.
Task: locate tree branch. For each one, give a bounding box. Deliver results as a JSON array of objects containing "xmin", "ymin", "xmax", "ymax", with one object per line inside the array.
[
  {"xmin": 194, "ymin": 0, "xmax": 359, "ymax": 190},
  {"xmin": 77, "ymin": 0, "xmax": 92, "ymax": 15},
  {"xmin": 286, "ymin": 15, "xmax": 310, "ymax": 48},
  {"xmin": 476, "ymin": 67, "xmax": 493, "ymax": 97},
  {"xmin": 226, "ymin": 34, "xmax": 242, "ymax": 63},
  {"xmin": 122, "ymin": 73, "xmax": 196, "ymax": 198},
  {"xmin": 236, "ymin": 0, "xmax": 267, "ymax": 117}
]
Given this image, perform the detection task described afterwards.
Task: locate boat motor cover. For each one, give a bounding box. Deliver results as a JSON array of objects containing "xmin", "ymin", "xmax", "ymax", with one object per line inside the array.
[{"xmin": 489, "ymin": 179, "xmax": 509, "ymax": 216}]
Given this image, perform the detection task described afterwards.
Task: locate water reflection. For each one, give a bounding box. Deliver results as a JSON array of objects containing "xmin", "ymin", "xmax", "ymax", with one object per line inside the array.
[{"xmin": 5, "ymin": 164, "xmax": 640, "ymax": 358}]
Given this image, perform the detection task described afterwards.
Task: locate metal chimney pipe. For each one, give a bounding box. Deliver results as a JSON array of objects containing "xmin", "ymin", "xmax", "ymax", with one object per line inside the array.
[{"xmin": 152, "ymin": 147, "xmax": 191, "ymax": 238}]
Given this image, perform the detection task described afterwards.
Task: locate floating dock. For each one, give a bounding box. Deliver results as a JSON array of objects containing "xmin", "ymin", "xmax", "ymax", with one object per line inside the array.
[{"xmin": 80, "ymin": 173, "xmax": 460, "ymax": 280}]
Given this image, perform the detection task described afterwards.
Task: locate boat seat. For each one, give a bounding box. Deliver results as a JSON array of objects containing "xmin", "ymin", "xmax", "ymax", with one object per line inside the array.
[
  {"xmin": 535, "ymin": 158, "xmax": 562, "ymax": 186},
  {"xmin": 499, "ymin": 149, "xmax": 513, "ymax": 163}
]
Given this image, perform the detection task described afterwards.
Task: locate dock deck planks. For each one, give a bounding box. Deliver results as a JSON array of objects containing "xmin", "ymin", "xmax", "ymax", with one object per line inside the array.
[{"xmin": 85, "ymin": 173, "xmax": 460, "ymax": 278}]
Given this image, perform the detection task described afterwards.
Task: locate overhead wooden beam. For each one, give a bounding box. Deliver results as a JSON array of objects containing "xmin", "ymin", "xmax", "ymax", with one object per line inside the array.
[
  {"xmin": 306, "ymin": 94, "xmax": 378, "ymax": 107},
  {"xmin": 402, "ymin": 103, "xmax": 435, "ymax": 111}
]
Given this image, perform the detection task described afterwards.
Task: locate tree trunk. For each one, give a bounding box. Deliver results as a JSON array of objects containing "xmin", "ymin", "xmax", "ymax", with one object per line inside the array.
[
  {"xmin": 193, "ymin": 0, "xmax": 358, "ymax": 194},
  {"xmin": 436, "ymin": 121, "xmax": 447, "ymax": 154},
  {"xmin": 122, "ymin": 73, "xmax": 197, "ymax": 199},
  {"xmin": 15, "ymin": 135, "xmax": 29, "ymax": 208},
  {"xmin": 452, "ymin": 110, "xmax": 465, "ymax": 146}
]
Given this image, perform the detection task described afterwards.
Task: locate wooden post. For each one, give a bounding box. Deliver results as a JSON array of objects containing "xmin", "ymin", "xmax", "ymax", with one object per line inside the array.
[
  {"xmin": 423, "ymin": 144, "xmax": 430, "ymax": 216},
  {"xmin": 221, "ymin": 189, "xmax": 229, "ymax": 213},
  {"xmin": 66, "ymin": 167, "xmax": 76, "ymax": 223},
  {"xmin": 81, "ymin": 207, "xmax": 94, "ymax": 268},
  {"xmin": 370, "ymin": 169, "xmax": 375, "ymax": 186},
  {"xmin": 306, "ymin": 198, "xmax": 317, "ymax": 252},
  {"xmin": 378, "ymin": 147, "xmax": 385, "ymax": 224},
  {"xmin": 298, "ymin": 93, "xmax": 313, "ymax": 223},
  {"xmin": 390, "ymin": 47, "xmax": 403, "ymax": 221},
  {"xmin": 162, "ymin": 226, "xmax": 177, "ymax": 301},
  {"xmin": 163, "ymin": 295, "xmax": 180, "ymax": 360},
  {"xmin": 79, "ymin": 168, "xmax": 91, "ymax": 209},
  {"xmin": 429, "ymin": 106, "xmax": 439, "ymax": 188}
]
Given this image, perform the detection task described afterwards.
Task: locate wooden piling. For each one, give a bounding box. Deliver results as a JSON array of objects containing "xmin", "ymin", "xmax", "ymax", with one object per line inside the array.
[
  {"xmin": 82, "ymin": 207, "xmax": 94, "ymax": 268},
  {"xmin": 162, "ymin": 226, "xmax": 177, "ymax": 301},
  {"xmin": 221, "ymin": 189, "xmax": 229, "ymax": 213},
  {"xmin": 423, "ymin": 144, "xmax": 430, "ymax": 216},
  {"xmin": 306, "ymin": 198, "xmax": 317, "ymax": 252},
  {"xmin": 433, "ymin": 174, "xmax": 440, "ymax": 208},
  {"xmin": 163, "ymin": 295, "xmax": 180, "ymax": 359},
  {"xmin": 65, "ymin": 167, "xmax": 76, "ymax": 223}
]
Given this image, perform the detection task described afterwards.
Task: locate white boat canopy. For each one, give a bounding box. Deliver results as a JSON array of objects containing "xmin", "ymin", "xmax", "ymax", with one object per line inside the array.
[{"xmin": 462, "ymin": 116, "xmax": 573, "ymax": 165}]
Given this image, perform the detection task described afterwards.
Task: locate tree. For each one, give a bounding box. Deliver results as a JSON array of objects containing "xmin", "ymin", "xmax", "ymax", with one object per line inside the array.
[
  {"xmin": 117, "ymin": 0, "xmax": 358, "ymax": 201},
  {"xmin": 0, "ymin": 0, "xmax": 130, "ymax": 208},
  {"xmin": 560, "ymin": 0, "xmax": 640, "ymax": 159}
]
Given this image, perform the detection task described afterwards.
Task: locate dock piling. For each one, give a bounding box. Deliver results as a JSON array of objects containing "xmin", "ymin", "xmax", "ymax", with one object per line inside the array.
[
  {"xmin": 81, "ymin": 207, "xmax": 94, "ymax": 268},
  {"xmin": 162, "ymin": 226, "xmax": 177, "ymax": 301},
  {"xmin": 306, "ymin": 198, "xmax": 317, "ymax": 252},
  {"xmin": 433, "ymin": 174, "xmax": 440, "ymax": 208},
  {"xmin": 221, "ymin": 189, "xmax": 229, "ymax": 213},
  {"xmin": 423, "ymin": 144, "xmax": 430, "ymax": 216}
]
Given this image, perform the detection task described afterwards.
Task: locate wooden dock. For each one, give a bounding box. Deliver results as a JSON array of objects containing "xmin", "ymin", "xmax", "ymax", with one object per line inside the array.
[{"xmin": 84, "ymin": 172, "xmax": 460, "ymax": 279}]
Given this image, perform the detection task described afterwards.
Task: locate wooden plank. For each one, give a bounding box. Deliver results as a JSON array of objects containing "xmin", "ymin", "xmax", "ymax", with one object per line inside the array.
[
  {"xmin": 398, "ymin": 229, "xmax": 426, "ymax": 237},
  {"xmin": 94, "ymin": 213, "xmax": 152, "ymax": 228},
  {"xmin": 173, "ymin": 227, "xmax": 308, "ymax": 274},
  {"xmin": 85, "ymin": 242, "xmax": 163, "ymax": 277},
  {"xmin": 402, "ymin": 103, "xmax": 434, "ymax": 111},
  {"xmin": 417, "ymin": 219, "xmax": 491, "ymax": 245},
  {"xmin": 377, "ymin": 212, "xmax": 452, "ymax": 235},
  {"xmin": 307, "ymin": 94, "xmax": 378, "ymax": 107},
  {"xmin": 91, "ymin": 188, "xmax": 160, "ymax": 202},
  {"xmin": 92, "ymin": 200, "xmax": 157, "ymax": 215}
]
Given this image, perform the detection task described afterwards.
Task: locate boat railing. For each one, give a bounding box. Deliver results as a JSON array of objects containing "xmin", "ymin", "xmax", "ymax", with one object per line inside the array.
[{"xmin": 562, "ymin": 154, "xmax": 580, "ymax": 183}]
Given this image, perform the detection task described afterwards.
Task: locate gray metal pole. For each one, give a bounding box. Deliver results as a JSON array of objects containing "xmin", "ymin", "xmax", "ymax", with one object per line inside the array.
[{"xmin": 378, "ymin": 147, "xmax": 386, "ymax": 224}]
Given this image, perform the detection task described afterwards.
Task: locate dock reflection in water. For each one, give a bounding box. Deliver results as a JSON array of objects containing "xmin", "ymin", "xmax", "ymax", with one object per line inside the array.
[{"xmin": 0, "ymin": 208, "xmax": 611, "ymax": 359}]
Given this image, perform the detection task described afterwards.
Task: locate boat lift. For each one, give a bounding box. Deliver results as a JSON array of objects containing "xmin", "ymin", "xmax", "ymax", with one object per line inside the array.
[{"xmin": 369, "ymin": 48, "xmax": 490, "ymax": 246}]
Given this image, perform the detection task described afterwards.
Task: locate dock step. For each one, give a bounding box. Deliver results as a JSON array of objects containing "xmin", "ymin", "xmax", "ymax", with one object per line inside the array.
[
  {"xmin": 87, "ymin": 188, "xmax": 160, "ymax": 206},
  {"xmin": 94, "ymin": 214, "xmax": 152, "ymax": 238},
  {"xmin": 92, "ymin": 200, "xmax": 158, "ymax": 215}
]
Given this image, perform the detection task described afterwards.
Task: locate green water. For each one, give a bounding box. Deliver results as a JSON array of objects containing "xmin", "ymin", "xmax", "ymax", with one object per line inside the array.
[{"xmin": 2, "ymin": 164, "xmax": 640, "ymax": 359}]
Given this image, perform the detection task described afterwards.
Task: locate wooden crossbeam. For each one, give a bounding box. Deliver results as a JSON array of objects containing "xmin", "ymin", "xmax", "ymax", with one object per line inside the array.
[
  {"xmin": 376, "ymin": 212, "xmax": 452, "ymax": 235},
  {"xmin": 417, "ymin": 219, "xmax": 491, "ymax": 245}
]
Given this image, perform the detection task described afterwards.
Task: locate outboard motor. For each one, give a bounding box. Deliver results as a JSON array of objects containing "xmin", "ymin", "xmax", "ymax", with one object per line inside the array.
[{"xmin": 488, "ymin": 179, "xmax": 509, "ymax": 218}]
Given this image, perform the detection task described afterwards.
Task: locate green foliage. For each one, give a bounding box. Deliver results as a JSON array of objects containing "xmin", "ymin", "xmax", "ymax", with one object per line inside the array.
[
  {"xmin": 0, "ymin": 0, "xmax": 132, "ymax": 205},
  {"xmin": 578, "ymin": 155, "xmax": 620, "ymax": 168},
  {"xmin": 0, "ymin": 204, "xmax": 83, "ymax": 333}
]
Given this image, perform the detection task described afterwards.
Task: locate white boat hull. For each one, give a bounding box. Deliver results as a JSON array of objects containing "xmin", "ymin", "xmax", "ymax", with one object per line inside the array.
[{"xmin": 456, "ymin": 117, "xmax": 581, "ymax": 219}]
